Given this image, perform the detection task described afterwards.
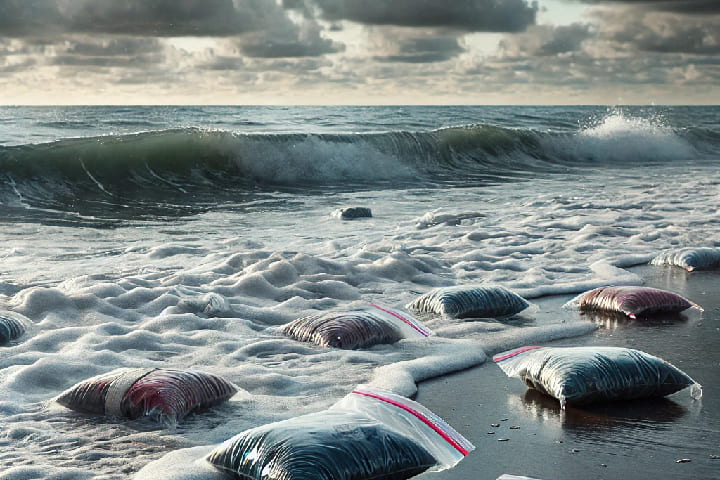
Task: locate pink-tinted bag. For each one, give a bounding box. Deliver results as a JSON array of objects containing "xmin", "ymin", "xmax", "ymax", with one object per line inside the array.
[{"xmin": 56, "ymin": 368, "xmax": 237, "ymax": 423}]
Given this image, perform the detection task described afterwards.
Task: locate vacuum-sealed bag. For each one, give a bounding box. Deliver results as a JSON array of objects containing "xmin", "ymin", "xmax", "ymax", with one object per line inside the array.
[
  {"xmin": 56, "ymin": 368, "xmax": 237, "ymax": 423},
  {"xmin": 281, "ymin": 304, "xmax": 431, "ymax": 349},
  {"xmin": 498, "ymin": 476, "xmax": 543, "ymax": 480},
  {"xmin": 406, "ymin": 285, "xmax": 529, "ymax": 319},
  {"xmin": 494, "ymin": 346, "xmax": 701, "ymax": 408},
  {"xmin": 206, "ymin": 385, "xmax": 473, "ymax": 480},
  {"xmin": 0, "ymin": 312, "xmax": 26, "ymax": 344},
  {"xmin": 651, "ymin": 247, "xmax": 720, "ymax": 272},
  {"xmin": 567, "ymin": 286, "xmax": 701, "ymax": 319}
]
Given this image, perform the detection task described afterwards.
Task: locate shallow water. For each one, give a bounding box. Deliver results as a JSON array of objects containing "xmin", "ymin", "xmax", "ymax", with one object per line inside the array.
[
  {"xmin": 0, "ymin": 106, "xmax": 718, "ymax": 479},
  {"xmin": 418, "ymin": 266, "xmax": 720, "ymax": 480}
]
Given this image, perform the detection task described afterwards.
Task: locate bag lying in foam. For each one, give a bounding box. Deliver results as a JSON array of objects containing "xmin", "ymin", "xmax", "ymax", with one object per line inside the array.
[
  {"xmin": 0, "ymin": 312, "xmax": 26, "ymax": 344},
  {"xmin": 567, "ymin": 286, "xmax": 700, "ymax": 319},
  {"xmin": 494, "ymin": 346, "xmax": 702, "ymax": 409},
  {"xmin": 651, "ymin": 247, "xmax": 720, "ymax": 272},
  {"xmin": 56, "ymin": 368, "xmax": 237, "ymax": 423},
  {"xmin": 281, "ymin": 304, "xmax": 431, "ymax": 349},
  {"xmin": 406, "ymin": 285, "xmax": 529, "ymax": 319},
  {"xmin": 206, "ymin": 385, "xmax": 473, "ymax": 480}
]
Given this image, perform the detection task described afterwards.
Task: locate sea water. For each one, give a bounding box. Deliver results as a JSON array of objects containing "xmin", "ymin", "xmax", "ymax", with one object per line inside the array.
[{"xmin": 0, "ymin": 106, "xmax": 718, "ymax": 479}]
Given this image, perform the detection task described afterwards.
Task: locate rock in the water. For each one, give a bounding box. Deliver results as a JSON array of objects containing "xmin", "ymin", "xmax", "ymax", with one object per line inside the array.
[{"xmin": 333, "ymin": 207, "xmax": 372, "ymax": 220}]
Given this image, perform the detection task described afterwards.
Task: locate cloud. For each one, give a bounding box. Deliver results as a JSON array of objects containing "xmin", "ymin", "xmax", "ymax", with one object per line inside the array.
[
  {"xmin": 590, "ymin": 7, "xmax": 720, "ymax": 55},
  {"xmin": 239, "ymin": 19, "xmax": 343, "ymax": 58},
  {"xmin": 573, "ymin": 1, "xmax": 720, "ymax": 14},
  {"xmin": 50, "ymin": 37, "xmax": 166, "ymax": 67},
  {"xmin": 0, "ymin": 0, "xmax": 276, "ymax": 37},
  {"xmin": 498, "ymin": 23, "xmax": 593, "ymax": 58},
  {"xmin": 374, "ymin": 35, "xmax": 465, "ymax": 63},
  {"xmin": 308, "ymin": 0, "xmax": 538, "ymax": 32}
]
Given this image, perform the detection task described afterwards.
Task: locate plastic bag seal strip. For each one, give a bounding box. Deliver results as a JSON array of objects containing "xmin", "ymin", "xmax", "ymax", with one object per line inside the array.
[
  {"xmin": 104, "ymin": 368, "xmax": 157, "ymax": 417},
  {"xmin": 367, "ymin": 304, "xmax": 433, "ymax": 338}
]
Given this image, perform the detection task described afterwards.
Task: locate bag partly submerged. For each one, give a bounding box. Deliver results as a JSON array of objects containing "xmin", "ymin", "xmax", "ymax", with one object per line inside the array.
[
  {"xmin": 494, "ymin": 346, "xmax": 702, "ymax": 409},
  {"xmin": 56, "ymin": 368, "xmax": 237, "ymax": 423},
  {"xmin": 651, "ymin": 247, "xmax": 720, "ymax": 272},
  {"xmin": 206, "ymin": 385, "xmax": 473, "ymax": 480},
  {"xmin": 0, "ymin": 312, "xmax": 26, "ymax": 344},
  {"xmin": 498, "ymin": 476, "xmax": 543, "ymax": 480},
  {"xmin": 406, "ymin": 285, "xmax": 530, "ymax": 319},
  {"xmin": 566, "ymin": 286, "xmax": 701, "ymax": 319},
  {"xmin": 281, "ymin": 304, "xmax": 431, "ymax": 349}
]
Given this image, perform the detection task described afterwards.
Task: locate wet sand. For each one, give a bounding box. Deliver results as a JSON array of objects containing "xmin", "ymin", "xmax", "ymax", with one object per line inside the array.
[{"xmin": 417, "ymin": 265, "xmax": 720, "ymax": 480}]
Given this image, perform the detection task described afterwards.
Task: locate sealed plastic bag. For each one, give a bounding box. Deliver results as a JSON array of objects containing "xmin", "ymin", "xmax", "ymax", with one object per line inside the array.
[
  {"xmin": 651, "ymin": 247, "xmax": 720, "ymax": 272},
  {"xmin": 498, "ymin": 476, "xmax": 543, "ymax": 480},
  {"xmin": 56, "ymin": 368, "xmax": 237, "ymax": 423},
  {"xmin": 406, "ymin": 285, "xmax": 529, "ymax": 319},
  {"xmin": 494, "ymin": 346, "xmax": 702, "ymax": 408},
  {"xmin": 0, "ymin": 312, "xmax": 26, "ymax": 344},
  {"xmin": 281, "ymin": 304, "xmax": 431, "ymax": 349},
  {"xmin": 206, "ymin": 385, "xmax": 473, "ymax": 480},
  {"xmin": 567, "ymin": 286, "xmax": 701, "ymax": 319}
]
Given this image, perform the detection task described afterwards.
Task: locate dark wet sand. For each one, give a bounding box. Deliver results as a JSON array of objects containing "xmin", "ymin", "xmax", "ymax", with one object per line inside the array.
[{"xmin": 417, "ymin": 265, "xmax": 720, "ymax": 480}]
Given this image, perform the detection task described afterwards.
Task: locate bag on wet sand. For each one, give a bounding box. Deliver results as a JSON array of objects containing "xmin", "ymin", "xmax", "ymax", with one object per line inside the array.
[
  {"xmin": 56, "ymin": 368, "xmax": 237, "ymax": 423},
  {"xmin": 651, "ymin": 247, "xmax": 720, "ymax": 272},
  {"xmin": 0, "ymin": 312, "xmax": 26, "ymax": 344},
  {"xmin": 498, "ymin": 476, "xmax": 543, "ymax": 480},
  {"xmin": 406, "ymin": 285, "xmax": 529, "ymax": 319},
  {"xmin": 281, "ymin": 304, "xmax": 431, "ymax": 349},
  {"xmin": 206, "ymin": 385, "xmax": 473, "ymax": 480},
  {"xmin": 494, "ymin": 346, "xmax": 702, "ymax": 409},
  {"xmin": 567, "ymin": 286, "xmax": 701, "ymax": 319}
]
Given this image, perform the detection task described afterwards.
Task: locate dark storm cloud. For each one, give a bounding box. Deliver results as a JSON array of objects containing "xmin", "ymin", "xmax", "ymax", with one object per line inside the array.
[
  {"xmin": 374, "ymin": 36, "xmax": 464, "ymax": 63},
  {"xmin": 590, "ymin": 7, "xmax": 720, "ymax": 55},
  {"xmin": 308, "ymin": 0, "xmax": 538, "ymax": 32},
  {"xmin": 498, "ymin": 23, "xmax": 593, "ymax": 58},
  {"xmin": 573, "ymin": 1, "xmax": 720, "ymax": 14},
  {"xmin": 0, "ymin": 0, "xmax": 272, "ymax": 37},
  {"xmin": 240, "ymin": 37, "xmax": 339, "ymax": 57},
  {"xmin": 51, "ymin": 37, "xmax": 166, "ymax": 67},
  {"xmin": 239, "ymin": 20, "xmax": 343, "ymax": 58}
]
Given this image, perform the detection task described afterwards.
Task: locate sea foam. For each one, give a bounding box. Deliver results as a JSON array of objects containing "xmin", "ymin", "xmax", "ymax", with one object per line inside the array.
[{"xmin": 0, "ymin": 107, "xmax": 716, "ymax": 478}]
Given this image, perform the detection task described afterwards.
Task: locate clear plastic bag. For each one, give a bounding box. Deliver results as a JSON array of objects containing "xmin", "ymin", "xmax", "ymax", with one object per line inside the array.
[
  {"xmin": 56, "ymin": 368, "xmax": 237, "ymax": 423},
  {"xmin": 206, "ymin": 385, "xmax": 473, "ymax": 480},
  {"xmin": 0, "ymin": 312, "xmax": 26, "ymax": 344},
  {"xmin": 498, "ymin": 475, "xmax": 543, "ymax": 480},
  {"xmin": 281, "ymin": 304, "xmax": 431, "ymax": 350},
  {"xmin": 565, "ymin": 286, "xmax": 701, "ymax": 319},
  {"xmin": 494, "ymin": 346, "xmax": 702, "ymax": 409},
  {"xmin": 406, "ymin": 285, "xmax": 529, "ymax": 319},
  {"xmin": 651, "ymin": 247, "xmax": 720, "ymax": 272}
]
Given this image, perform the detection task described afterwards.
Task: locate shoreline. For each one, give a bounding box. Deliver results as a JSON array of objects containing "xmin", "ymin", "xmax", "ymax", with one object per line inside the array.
[{"xmin": 416, "ymin": 265, "xmax": 720, "ymax": 480}]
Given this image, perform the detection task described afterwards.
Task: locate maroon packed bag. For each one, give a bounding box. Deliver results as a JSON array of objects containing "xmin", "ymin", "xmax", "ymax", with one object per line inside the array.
[
  {"xmin": 567, "ymin": 286, "xmax": 701, "ymax": 319},
  {"xmin": 56, "ymin": 368, "xmax": 237, "ymax": 423}
]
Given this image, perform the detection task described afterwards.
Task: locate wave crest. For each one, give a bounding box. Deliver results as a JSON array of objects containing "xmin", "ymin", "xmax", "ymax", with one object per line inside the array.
[{"xmin": 0, "ymin": 112, "xmax": 715, "ymax": 222}]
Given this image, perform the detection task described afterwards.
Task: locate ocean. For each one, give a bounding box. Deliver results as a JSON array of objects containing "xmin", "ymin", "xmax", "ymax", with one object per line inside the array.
[{"xmin": 0, "ymin": 105, "xmax": 718, "ymax": 479}]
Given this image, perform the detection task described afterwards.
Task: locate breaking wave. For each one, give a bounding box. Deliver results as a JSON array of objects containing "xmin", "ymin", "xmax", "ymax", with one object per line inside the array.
[{"xmin": 0, "ymin": 113, "xmax": 716, "ymax": 222}]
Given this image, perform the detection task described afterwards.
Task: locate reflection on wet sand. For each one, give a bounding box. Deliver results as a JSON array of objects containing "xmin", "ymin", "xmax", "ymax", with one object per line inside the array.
[
  {"xmin": 507, "ymin": 387, "xmax": 689, "ymax": 448},
  {"xmin": 582, "ymin": 310, "xmax": 689, "ymax": 330}
]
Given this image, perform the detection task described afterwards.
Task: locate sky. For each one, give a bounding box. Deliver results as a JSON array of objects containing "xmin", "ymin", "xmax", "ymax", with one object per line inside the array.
[{"xmin": 0, "ymin": 0, "xmax": 718, "ymax": 105}]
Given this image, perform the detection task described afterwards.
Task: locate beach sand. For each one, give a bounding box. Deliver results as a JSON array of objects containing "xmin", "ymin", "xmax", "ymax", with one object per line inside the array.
[{"xmin": 417, "ymin": 265, "xmax": 720, "ymax": 480}]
